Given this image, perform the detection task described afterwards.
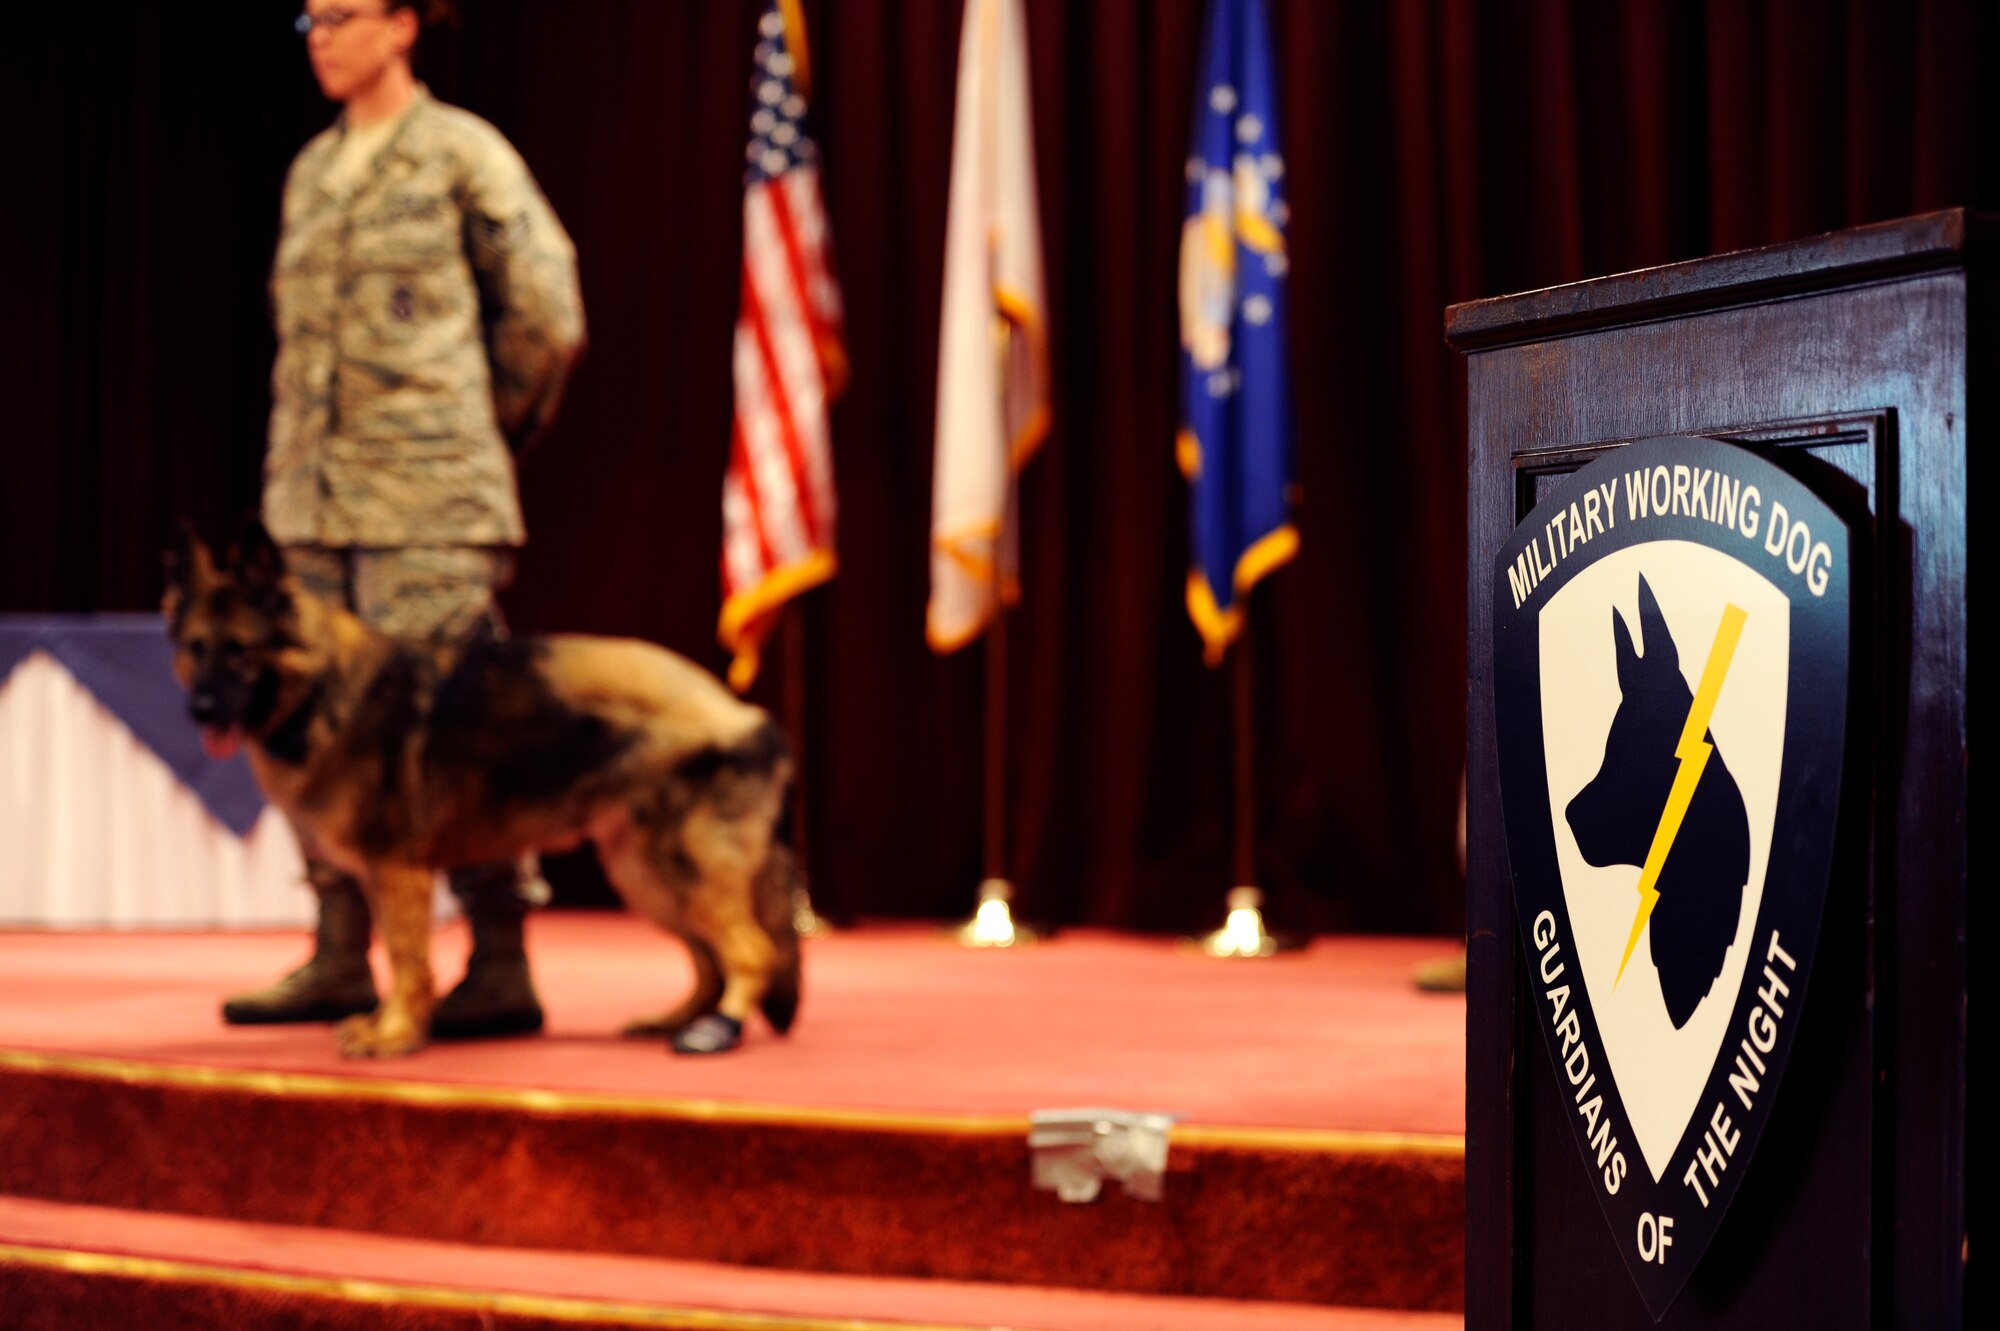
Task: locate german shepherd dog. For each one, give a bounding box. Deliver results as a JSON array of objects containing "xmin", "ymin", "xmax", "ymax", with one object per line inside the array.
[
  {"xmin": 1565, "ymin": 575, "xmax": 1750, "ymax": 1029},
  {"xmin": 163, "ymin": 521, "xmax": 801, "ymax": 1058}
]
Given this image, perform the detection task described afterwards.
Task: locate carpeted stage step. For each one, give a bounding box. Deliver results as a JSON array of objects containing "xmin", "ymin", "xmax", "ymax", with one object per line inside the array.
[
  {"xmin": 0, "ymin": 919, "xmax": 1466, "ymax": 1318},
  {"xmin": 0, "ymin": 1196, "xmax": 1462, "ymax": 1331},
  {"xmin": 0, "ymin": 1051, "xmax": 1463, "ymax": 1312}
]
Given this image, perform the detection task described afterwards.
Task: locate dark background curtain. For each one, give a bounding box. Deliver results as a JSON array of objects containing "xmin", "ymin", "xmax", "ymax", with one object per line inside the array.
[{"xmin": 3, "ymin": 0, "xmax": 1993, "ymax": 934}]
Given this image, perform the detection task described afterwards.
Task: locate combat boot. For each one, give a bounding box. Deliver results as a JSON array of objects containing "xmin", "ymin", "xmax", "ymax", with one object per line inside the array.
[
  {"xmin": 221, "ymin": 874, "xmax": 378, "ymax": 1024},
  {"xmin": 431, "ymin": 864, "xmax": 545, "ymax": 1040}
]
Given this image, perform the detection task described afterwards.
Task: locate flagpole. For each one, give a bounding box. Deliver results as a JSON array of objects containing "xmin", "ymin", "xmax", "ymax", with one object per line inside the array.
[
  {"xmin": 1182, "ymin": 0, "xmax": 1295, "ymax": 959},
  {"xmin": 983, "ymin": 596, "xmax": 1008, "ymax": 884},
  {"xmin": 954, "ymin": 550, "xmax": 1035, "ymax": 946},
  {"xmin": 1196, "ymin": 624, "xmax": 1287, "ymax": 957},
  {"xmin": 936, "ymin": 0, "xmax": 1046, "ymax": 948},
  {"xmin": 782, "ymin": 608, "xmax": 830, "ymax": 936},
  {"xmin": 1232, "ymin": 626, "xmax": 1256, "ymax": 889}
]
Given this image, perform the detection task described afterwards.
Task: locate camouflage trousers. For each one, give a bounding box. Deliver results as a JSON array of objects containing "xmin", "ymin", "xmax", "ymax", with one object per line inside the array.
[
  {"xmin": 283, "ymin": 544, "xmax": 550, "ymax": 914},
  {"xmin": 284, "ymin": 545, "xmax": 513, "ymax": 642}
]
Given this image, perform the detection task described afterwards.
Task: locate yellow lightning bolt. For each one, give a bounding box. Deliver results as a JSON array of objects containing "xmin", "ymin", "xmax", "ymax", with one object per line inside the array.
[{"xmin": 1614, "ymin": 602, "xmax": 1750, "ymax": 986}]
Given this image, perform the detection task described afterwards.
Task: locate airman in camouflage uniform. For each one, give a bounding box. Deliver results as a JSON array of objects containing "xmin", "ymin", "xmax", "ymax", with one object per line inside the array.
[
  {"xmin": 228, "ymin": 8, "xmax": 585, "ymax": 1038},
  {"xmin": 263, "ymin": 83, "xmax": 582, "ymax": 549}
]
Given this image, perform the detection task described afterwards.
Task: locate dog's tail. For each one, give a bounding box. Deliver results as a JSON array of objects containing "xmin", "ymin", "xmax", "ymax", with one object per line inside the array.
[{"xmin": 754, "ymin": 842, "xmax": 804, "ymax": 1035}]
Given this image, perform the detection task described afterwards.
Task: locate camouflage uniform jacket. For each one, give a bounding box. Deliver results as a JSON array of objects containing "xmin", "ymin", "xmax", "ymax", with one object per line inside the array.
[{"xmin": 265, "ymin": 87, "xmax": 585, "ymax": 548}]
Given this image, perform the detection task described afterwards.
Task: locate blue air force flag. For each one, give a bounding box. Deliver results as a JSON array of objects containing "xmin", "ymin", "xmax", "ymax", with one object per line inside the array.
[{"xmin": 1178, "ymin": 0, "xmax": 1298, "ymax": 665}]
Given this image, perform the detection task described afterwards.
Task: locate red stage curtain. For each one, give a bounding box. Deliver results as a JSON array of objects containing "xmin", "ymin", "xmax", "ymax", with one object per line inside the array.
[{"xmin": 3, "ymin": 0, "xmax": 1993, "ymax": 932}]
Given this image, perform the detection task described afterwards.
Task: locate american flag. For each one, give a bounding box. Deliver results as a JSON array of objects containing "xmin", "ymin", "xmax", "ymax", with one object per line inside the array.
[{"xmin": 719, "ymin": 0, "xmax": 845, "ymax": 691}]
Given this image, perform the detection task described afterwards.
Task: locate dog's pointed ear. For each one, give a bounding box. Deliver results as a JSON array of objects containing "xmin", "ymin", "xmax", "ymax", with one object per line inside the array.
[
  {"xmin": 1635, "ymin": 575, "xmax": 1677, "ymax": 673},
  {"xmin": 230, "ymin": 517, "xmax": 290, "ymax": 604},
  {"xmin": 1612, "ymin": 605, "xmax": 1640, "ymax": 691},
  {"xmin": 163, "ymin": 518, "xmax": 216, "ymax": 612}
]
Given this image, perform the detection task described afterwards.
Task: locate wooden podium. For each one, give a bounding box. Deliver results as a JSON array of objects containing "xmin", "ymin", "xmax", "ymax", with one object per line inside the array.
[{"xmin": 1449, "ymin": 211, "xmax": 1979, "ymax": 1328}]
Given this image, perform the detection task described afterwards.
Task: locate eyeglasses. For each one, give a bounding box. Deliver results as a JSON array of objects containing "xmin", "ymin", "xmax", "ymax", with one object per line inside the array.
[{"xmin": 293, "ymin": 7, "xmax": 389, "ymax": 37}]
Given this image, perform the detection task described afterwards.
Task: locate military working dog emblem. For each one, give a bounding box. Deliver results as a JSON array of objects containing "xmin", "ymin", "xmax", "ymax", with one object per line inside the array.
[{"xmin": 1492, "ymin": 436, "xmax": 1851, "ymax": 1318}]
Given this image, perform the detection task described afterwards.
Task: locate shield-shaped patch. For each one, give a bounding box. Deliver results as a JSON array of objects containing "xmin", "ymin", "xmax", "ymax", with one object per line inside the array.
[{"xmin": 1491, "ymin": 435, "xmax": 1851, "ymax": 1318}]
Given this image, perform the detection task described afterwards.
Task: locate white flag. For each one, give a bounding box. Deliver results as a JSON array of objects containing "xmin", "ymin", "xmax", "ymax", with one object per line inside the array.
[{"xmin": 927, "ymin": 0, "xmax": 1051, "ymax": 652}]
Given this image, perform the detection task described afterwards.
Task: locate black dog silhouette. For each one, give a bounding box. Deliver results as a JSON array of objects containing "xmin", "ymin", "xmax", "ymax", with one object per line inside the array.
[{"xmin": 1566, "ymin": 576, "xmax": 1750, "ymax": 1029}]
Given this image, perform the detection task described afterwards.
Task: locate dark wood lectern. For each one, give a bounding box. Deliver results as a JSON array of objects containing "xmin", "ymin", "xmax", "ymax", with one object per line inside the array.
[{"xmin": 1448, "ymin": 211, "xmax": 1979, "ymax": 1329}]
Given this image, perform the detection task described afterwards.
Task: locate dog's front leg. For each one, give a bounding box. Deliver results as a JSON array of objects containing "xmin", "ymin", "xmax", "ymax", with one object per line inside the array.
[{"xmin": 337, "ymin": 860, "xmax": 435, "ymax": 1057}]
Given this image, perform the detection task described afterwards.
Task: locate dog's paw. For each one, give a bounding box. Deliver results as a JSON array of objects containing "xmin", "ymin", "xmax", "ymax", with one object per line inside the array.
[
  {"xmin": 621, "ymin": 1011, "xmax": 695, "ymax": 1040},
  {"xmin": 670, "ymin": 1013, "xmax": 743, "ymax": 1055},
  {"xmin": 337, "ymin": 1011, "xmax": 427, "ymax": 1058}
]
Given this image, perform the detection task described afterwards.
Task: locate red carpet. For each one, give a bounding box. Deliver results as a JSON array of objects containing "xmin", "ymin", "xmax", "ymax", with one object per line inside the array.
[
  {"xmin": 0, "ymin": 914, "xmax": 1466, "ymax": 1326},
  {"xmin": 0, "ymin": 915, "xmax": 1465, "ymax": 1132}
]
